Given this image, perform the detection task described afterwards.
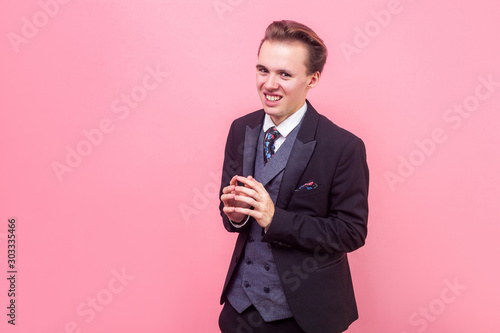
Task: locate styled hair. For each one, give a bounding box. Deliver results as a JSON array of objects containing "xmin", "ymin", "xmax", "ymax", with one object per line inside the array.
[{"xmin": 258, "ymin": 20, "xmax": 328, "ymax": 75}]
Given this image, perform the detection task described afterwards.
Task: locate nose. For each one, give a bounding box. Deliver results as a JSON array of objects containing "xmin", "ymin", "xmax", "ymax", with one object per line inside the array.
[{"xmin": 264, "ymin": 74, "xmax": 279, "ymax": 90}]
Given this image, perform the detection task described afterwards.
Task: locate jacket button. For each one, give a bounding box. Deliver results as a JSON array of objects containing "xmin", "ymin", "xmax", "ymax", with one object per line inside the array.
[
  {"xmin": 264, "ymin": 264, "xmax": 270, "ymax": 271},
  {"xmin": 246, "ymin": 259, "xmax": 252, "ymax": 265},
  {"xmin": 263, "ymin": 287, "xmax": 270, "ymax": 293}
]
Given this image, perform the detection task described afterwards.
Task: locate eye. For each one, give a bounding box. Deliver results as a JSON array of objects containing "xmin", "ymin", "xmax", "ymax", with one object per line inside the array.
[
  {"xmin": 258, "ymin": 68, "xmax": 268, "ymax": 73},
  {"xmin": 280, "ymin": 72, "xmax": 291, "ymax": 77}
]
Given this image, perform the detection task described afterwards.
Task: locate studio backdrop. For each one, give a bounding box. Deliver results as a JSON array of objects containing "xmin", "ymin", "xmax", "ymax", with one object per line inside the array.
[{"xmin": 1, "ymin": 0, "xmax": 499, "ymax": 332}]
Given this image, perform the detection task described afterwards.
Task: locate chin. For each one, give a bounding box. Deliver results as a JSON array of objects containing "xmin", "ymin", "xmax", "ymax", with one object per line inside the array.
[{"xmin": 262, "ymin": 107, "xmax": 280, "ymax": 116}]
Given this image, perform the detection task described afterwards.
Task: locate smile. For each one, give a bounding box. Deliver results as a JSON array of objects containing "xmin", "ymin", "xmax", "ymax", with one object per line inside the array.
[{"xmin": 265, "ymin": 94, "xmax": 282, "ymax": 101}]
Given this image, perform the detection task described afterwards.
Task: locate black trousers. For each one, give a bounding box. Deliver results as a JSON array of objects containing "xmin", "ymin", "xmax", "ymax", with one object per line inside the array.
[{"xmin": 219, "ymin": 302, "xmax": 305, "ymax": 333}]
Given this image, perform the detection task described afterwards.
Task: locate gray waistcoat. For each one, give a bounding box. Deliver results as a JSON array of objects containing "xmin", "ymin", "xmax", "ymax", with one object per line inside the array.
[{"xmin": 226, "ymin": 123, "xmax": 301, "ymax": 322}]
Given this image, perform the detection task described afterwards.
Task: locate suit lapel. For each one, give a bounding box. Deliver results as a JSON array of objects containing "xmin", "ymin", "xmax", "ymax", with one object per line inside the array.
[
  {"xmin": 242, "ymin": 123, "xmax": 261, "ymax": 178},
  {"xmin": 276, "ymin": 101, "xmax": 320, "ymax": 208},
  {"xmin": 258, "ymin": 137, "xmax": 290, "ymax": 188}
]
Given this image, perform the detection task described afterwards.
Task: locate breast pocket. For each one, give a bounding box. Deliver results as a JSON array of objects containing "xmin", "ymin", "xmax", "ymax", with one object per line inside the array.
[{"xmin": 289, "ymin": 186, "xmax": 329, "ymax": 216}]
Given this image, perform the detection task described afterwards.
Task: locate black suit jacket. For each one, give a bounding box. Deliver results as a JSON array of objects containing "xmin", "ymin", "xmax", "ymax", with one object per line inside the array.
[{"xmin": 219, "ymin": 101, "xmax": 369, "ymax": 333}]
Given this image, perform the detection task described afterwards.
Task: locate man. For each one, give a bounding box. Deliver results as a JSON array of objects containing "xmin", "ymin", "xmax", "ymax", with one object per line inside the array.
[{"xmin": 218, "ymin": 20, "xmax": 369, "ymax": 333}]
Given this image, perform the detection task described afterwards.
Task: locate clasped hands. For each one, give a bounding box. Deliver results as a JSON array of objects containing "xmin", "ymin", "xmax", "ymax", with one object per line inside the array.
[{"xmin": 221, "ymin": 175, "xmax": 274, "ymax": 230}]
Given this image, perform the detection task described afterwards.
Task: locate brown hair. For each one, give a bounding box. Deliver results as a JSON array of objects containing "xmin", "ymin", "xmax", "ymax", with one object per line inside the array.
[{"xmin": 258, "ymin": 20, "xmax": 328, "ymax": 75}]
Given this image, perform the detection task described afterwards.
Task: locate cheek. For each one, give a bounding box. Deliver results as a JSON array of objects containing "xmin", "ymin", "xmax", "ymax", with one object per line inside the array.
[
  {"xmin": 280, "ymin": 82, "xmax": 298, "ymax": 95},
  {"xmin": 256, "ymin": 77, "xmax": 265, "ymax": 89},
  {"xmin": 285, "ymin": 82, "xmax": 307, "ymax": 96}
]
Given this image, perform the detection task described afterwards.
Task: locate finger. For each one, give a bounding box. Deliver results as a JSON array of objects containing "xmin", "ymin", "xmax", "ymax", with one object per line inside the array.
[
  {"xmin": 237, "ymin": 176, "xmax": 267, "ymax": 197},
  {"xmin": 223, "ymin": 206, "xmax": 249, "ymax": 221},
  {"xmin": 222, "ymin": 206, "xmax": 235, "ymax": 214},
  {"xmin": 236, "ymin": 175, "xmax": 258, "ymax": 189},
  {"xmin": 234, "ymin": 194, "xmax": 259, "ymax": 209},
  {"xmin": 229, "ymin": 175, "xmax": 239, "ymax": 186},
  {"xmin": 222, "ymin": 185, "xmax": 236, "ymax": 194},
  {"xmin": 222, "ymin": 193, "xmax": 252, "ymax": 209},
  {"xmin": 221, "ymin": 193, "xmax": 235, "ymax": 204},
  {"xmin": 234, "ymin": 186, "xmax": 259, "ymax": 200},
  {"xmin": 239, "ymin": 176, "xmax": 255, "ymax": 189},
  {"xmin": 234, "ymin": 206, "xmax": 260, "ymax": 219}
]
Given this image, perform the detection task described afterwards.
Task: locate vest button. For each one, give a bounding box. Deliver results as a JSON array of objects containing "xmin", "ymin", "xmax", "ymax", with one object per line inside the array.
[
  {"xmin": 248, "ymin": 236, "xmax": 254, "ymax": 243},
  {"xmin": 246, "ymin": 259, "xmax": 252, "ymax": 265},
  {"xmin": 263, "ymin": 287, "xmax": 270, "ymax": 293},
  {"xmin": 264, "ymin": 264, "xmax": 270, "ymax": 271},
  {"xmin": 243, "ymin": 281, "xmax": 250, "ymax": 288}
]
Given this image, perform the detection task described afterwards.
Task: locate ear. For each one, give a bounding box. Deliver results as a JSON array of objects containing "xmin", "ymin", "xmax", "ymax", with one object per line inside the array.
[{"xmin": 307, "ymin": 71, "xmax": 320, "ymax": 89}]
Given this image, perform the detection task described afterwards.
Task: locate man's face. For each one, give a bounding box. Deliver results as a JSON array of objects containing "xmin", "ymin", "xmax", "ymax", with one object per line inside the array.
[{"xmin": 256, "ymin": 41, "xmax": 319, "ymax": 125}]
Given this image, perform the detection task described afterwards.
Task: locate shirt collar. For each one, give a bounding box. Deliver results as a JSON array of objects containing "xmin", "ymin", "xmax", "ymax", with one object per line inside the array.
[{"xmin": 262, "ymin": 102, "xmax": 307, "ymax": 137}]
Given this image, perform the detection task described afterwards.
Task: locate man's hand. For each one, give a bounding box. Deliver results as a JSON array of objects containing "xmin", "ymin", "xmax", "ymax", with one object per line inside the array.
[
  {"xmin": 221, "ymin": 175, "xmax": 251, "ymax": 223},
  {"xmin": 230, "ymin": 175, "xmax": 275, "ymax": 230}
]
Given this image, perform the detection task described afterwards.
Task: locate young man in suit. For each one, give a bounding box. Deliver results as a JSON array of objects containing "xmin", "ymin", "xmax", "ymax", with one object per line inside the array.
[{"xmin": 218, "ymin": 20, "xmax": 369, "ymax": 333}]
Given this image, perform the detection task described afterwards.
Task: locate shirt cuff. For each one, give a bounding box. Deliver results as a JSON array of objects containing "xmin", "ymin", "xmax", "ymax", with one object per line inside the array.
[{"xmin": 229, "ymin": 215, "xmax": 250, "ymax": 228}]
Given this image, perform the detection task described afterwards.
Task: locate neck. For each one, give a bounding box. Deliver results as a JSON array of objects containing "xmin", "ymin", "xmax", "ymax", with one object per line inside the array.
[{"xmin": 270, "ymin": 114, "xmax": 290, "ymax": 126}]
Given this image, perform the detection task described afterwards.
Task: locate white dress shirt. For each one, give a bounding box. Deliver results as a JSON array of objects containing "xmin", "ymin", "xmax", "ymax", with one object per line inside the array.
[{"xmin": 230, "ymin": 102, "xmax": 308, "ymax": 228}]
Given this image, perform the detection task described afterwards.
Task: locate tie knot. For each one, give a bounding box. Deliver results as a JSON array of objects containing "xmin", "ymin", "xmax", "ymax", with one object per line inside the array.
[{"xmin": 265, "ymin": 127, "xmax": 281, "ymax": 141}]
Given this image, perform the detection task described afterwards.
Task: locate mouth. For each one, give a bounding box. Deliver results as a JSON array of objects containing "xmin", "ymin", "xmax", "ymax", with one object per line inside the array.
[{"xmin": 264, "ymin": 93, "xmax": 282, "ymax": 102}]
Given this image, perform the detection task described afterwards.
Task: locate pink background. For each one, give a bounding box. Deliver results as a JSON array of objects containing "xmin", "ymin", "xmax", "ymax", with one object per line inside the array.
[{"xmin": 1, "ymin": 0, "xmax": 499, "ymax": 332}]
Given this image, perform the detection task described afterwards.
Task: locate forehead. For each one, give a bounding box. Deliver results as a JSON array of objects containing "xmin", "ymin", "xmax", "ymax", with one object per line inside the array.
[{"xmin": 258, "ymin": 41, "xmax": 308, "ymax": 71}]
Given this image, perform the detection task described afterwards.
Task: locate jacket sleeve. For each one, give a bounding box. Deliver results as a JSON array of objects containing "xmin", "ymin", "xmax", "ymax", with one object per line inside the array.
[
  {"xmin": 219, "ymin": 121, "xmax": 250, "ymax": 233},
  {"xmin": 262, "ymin": 137, "xmax": 369, "ymax": 253}
]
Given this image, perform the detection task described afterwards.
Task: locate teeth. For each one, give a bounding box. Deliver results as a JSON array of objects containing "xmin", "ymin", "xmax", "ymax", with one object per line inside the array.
[{"xmin": 266, "ymin": 95, "xmax": 281, "ymax": 101}]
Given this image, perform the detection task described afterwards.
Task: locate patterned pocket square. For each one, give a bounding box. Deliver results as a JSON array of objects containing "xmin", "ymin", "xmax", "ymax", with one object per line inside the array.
[{"xmin": 297, "ymin": 181, "xmax": 318, "ymax": 191}]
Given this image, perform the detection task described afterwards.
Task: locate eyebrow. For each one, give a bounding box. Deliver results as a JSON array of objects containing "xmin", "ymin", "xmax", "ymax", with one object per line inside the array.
[{"xmin": 256, "ymin": 64, "xmax": 293, "ymax": 74}]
